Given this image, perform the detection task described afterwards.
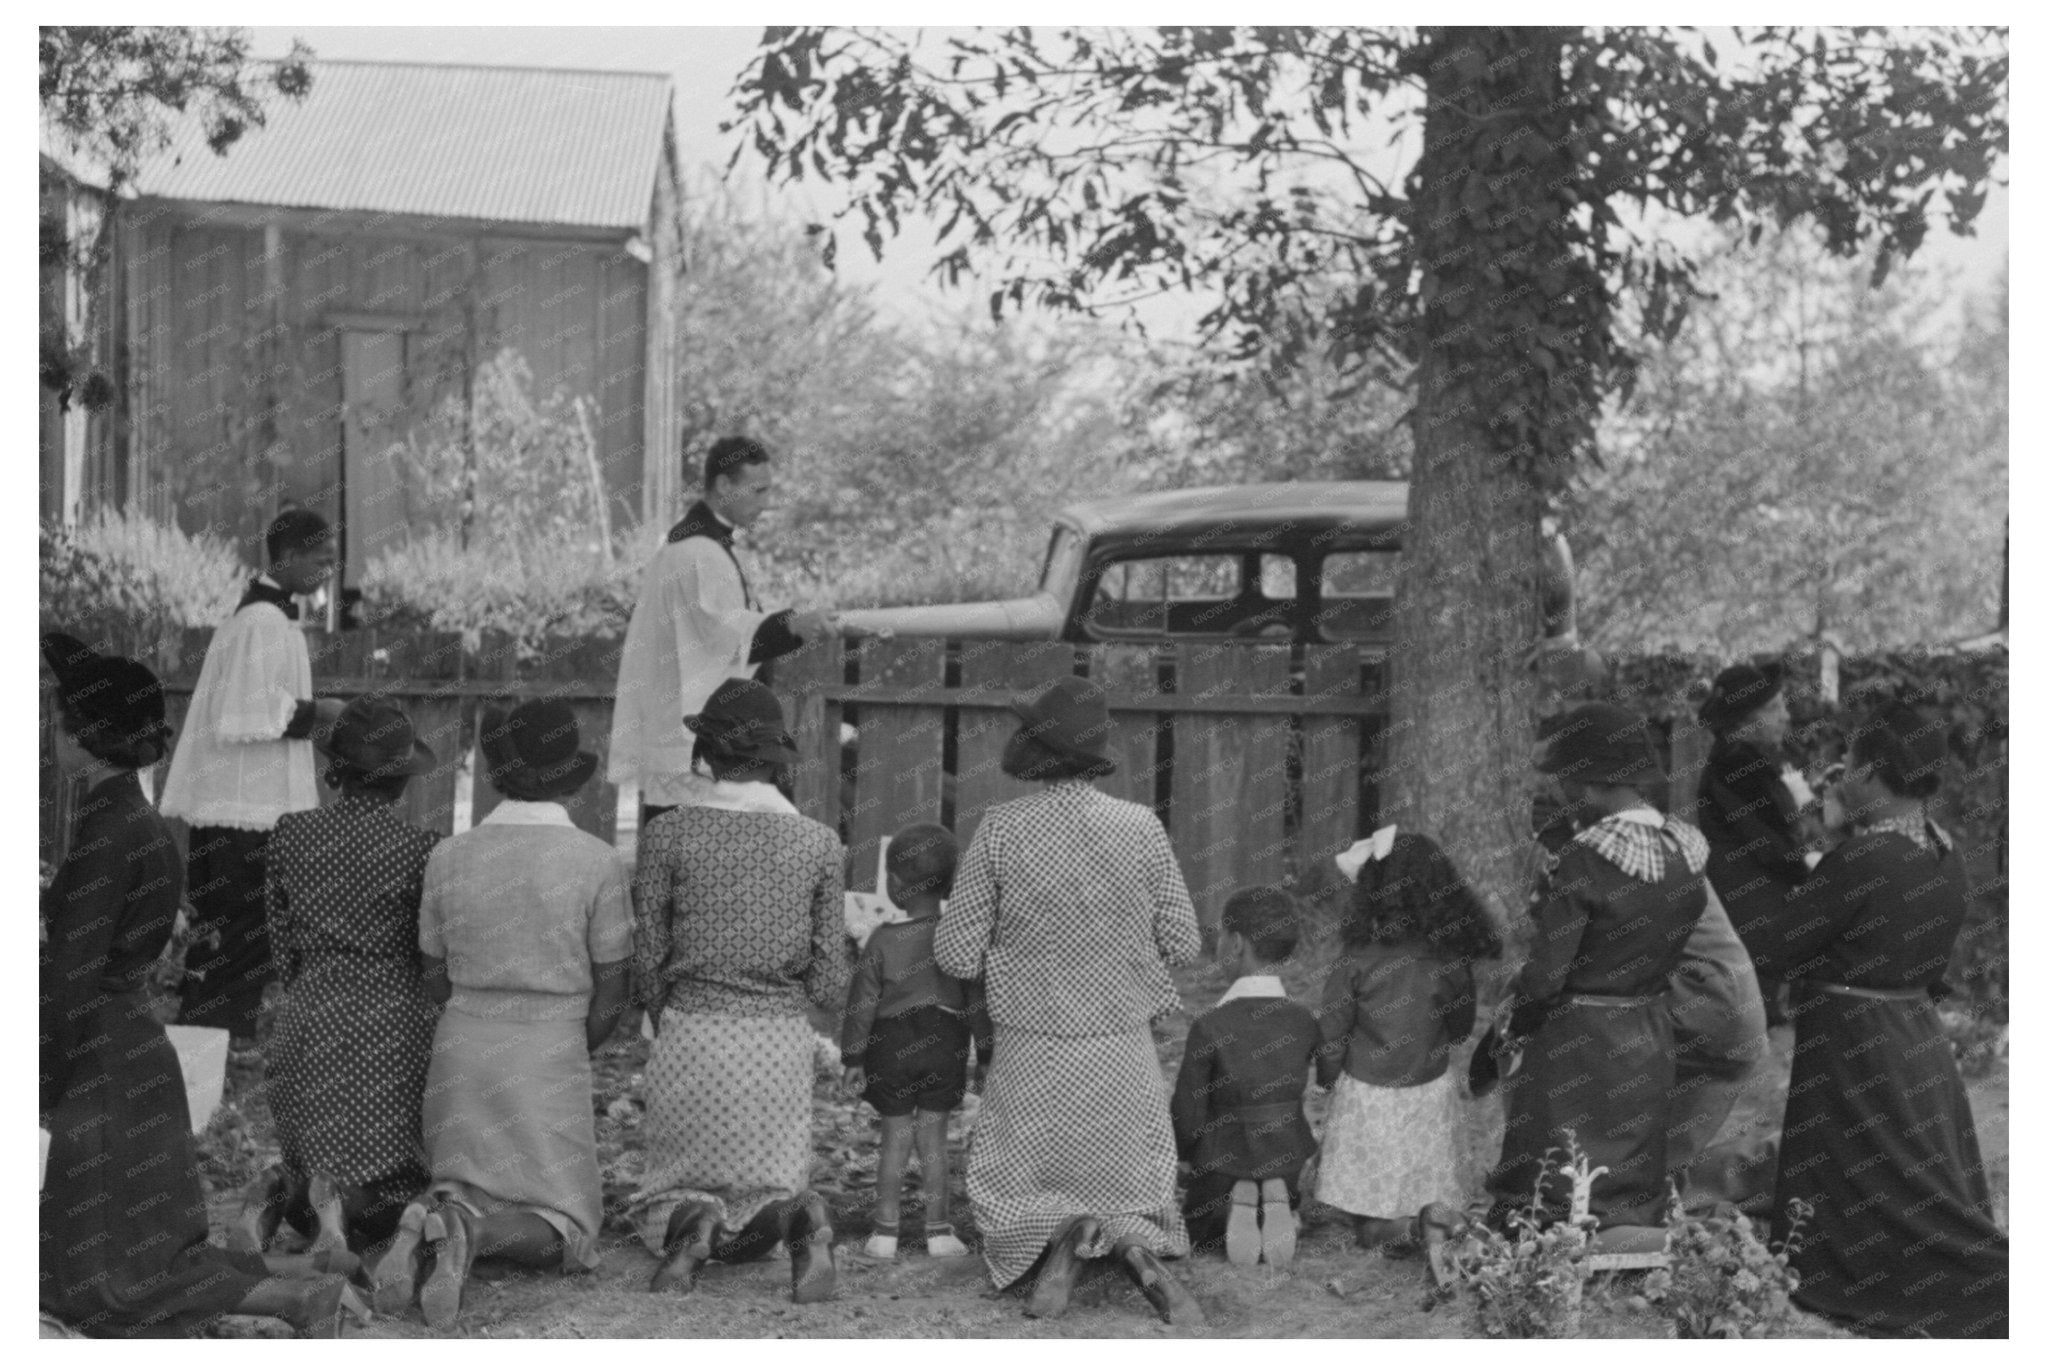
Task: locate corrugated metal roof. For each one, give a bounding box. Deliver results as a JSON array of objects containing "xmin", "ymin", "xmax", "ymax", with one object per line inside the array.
[{"xmin": 133, "ymin": 59, "xmax": 672, "ymax": 232}]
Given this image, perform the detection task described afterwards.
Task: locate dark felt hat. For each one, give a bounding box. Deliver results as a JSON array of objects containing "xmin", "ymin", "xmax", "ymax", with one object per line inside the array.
[
  {"xmin": 684, "ymin": 678, "xmax": 799, "ymax": 770},
  {"xmin": 1855, "ymin": 702, "xmax": 1948, "ymax": 798},
  {"xmin": 41, "ymin": 632, "xmax": 171, "ymax": 748},
  {"xmin": 1697, "ymin": 660, "xmax": 1785, "ymax": 732},
  {"xmin": 317, "ymin": 696, "xmax": 436, "ymax": 782},
  {"xmin": 1009, "ymin": 676, "xmax": 1118, "ymax": 777},
  {"xmin": 1534, "ymin": 701, "xmax": 1663, "ymax": 787},
  {"xmin": 482, "ymin": 698, "xmax": 598, "ymax": 799}
]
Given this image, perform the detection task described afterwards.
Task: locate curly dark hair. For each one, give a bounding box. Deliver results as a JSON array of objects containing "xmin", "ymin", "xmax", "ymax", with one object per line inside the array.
[
  {"xmin": 1342, "ymin": 831, "xmax": 1502, "ymax": 962},
  {"xmin": 1849, "ymin": 702, "xmax": 1946, "ymax": 801}
]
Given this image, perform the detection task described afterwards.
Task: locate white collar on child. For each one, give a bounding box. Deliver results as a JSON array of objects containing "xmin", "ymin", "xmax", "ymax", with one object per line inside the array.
[{"xmin": 1217, "ymin": 974, "xmax": 1287, "ymax": 1006}]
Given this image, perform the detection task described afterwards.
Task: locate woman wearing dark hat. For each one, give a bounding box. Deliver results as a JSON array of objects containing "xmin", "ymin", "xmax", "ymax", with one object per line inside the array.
[
  {"xmin": 39, "ymin": 634, "xmax": 364, "ymax": 1337},
  {"xmin": 933, "ymin": 676, "xmax": 1207, "ymax": 1325},
  {"xmin": 1486, "ymin": 701, "xmax": 1710, "ymax": 1235},
  {"xmin": 1743, "ymin": 704, "xmax": 2007, "ymax": 1337},
  {"xmin": 1694, "ymin": 661, "xmax": 1818, "ymax": 1013},
  {"xmin": 236, "ymin": 697, "xmax": 442, "ymax": 1269},
  {"xmin": 630, "ymin": 678, "xmax": 849, "ymax": 1305},
  {"xmin": 371, "ymin": 700, "xmax": 634, "ymax": 1328}
]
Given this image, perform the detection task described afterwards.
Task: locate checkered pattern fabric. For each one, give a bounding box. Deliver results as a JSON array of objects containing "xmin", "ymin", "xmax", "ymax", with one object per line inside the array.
[
  {"xmin": 1860, "ymin": 814, "xmax": 1953, "ymax": 854},
  {"xmin": 967, "ymin": 1023, "xmax": 1190, "ymax": 1289},
  {"xmin": 935, "ymin": 781, "xmax": 1202, "ymax": 1035},
  {"xmin": 1573, "ymin": 813, "xmax": 1710, "ymax": 885}
]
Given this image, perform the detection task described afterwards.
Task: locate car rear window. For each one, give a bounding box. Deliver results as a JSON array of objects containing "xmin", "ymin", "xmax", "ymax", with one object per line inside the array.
[{"xmin": 1317, "ymin": 550, "xmax": 1400, "ymax": 639}]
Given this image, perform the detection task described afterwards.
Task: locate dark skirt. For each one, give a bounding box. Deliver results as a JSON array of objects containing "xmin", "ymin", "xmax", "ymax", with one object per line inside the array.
[
  {"xmin": 1773, "ymin": 989, "xmax": 2008, "ymax": 1338},
  {"xmin": 268, "ymin": 956, "xmax": 438, "ymax": 1242},
  {"xmin": 40, "ymin": 992, "xmax": 265, "ymax": 1337},
  {"xmin": 1487, "ymin": 996, "xmax": 1674, "ymax": 1228}
]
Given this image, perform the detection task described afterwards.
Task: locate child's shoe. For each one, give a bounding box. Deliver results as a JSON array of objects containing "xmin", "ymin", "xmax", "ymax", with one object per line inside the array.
[
  {"xmin": 862, "ymin": 1220, "xmax": 900, "ymax": 1262},
  {"xmin": 1225, "ymin": 1180, "xmax": 1261, "ymax": 1266},
  {"xmin": 925, "ymin": 1223, "xmax": 969, "ymax": 1258},
  {"xmin": 1258, "ymin": 1177, "xmax": 1296, "ymax": 1269}
]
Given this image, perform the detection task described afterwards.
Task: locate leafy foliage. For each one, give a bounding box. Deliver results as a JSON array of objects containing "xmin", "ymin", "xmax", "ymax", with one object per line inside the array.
[
  {"xmin": 39, "ymin": 509, "xmax": 245, "ymax": 661},
  {"xmin": 40, "ymin": 27, "xmax": 312, "ymax": 412},
  {"xmin": 1573, "ymin": 229, "xmax": 2006, "ymax": 655},
  {"xmin": 734, "ymin": 25, "xmax": 2005, "ymax": 488},
  {"xmin": 39, "ymin": 27, "xmax": 312, "ymax": 193},
  {"xmin": 1441, "ymin": 1137, "xmax": 1597, "ymax": 1337},
  {"xmin": 1640, "ymin": 1200, "xmax": 1808, "ymax": 1339}
]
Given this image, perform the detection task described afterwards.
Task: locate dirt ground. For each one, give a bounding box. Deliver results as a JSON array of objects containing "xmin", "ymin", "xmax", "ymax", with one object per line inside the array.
[{"xmin": 202, "ymin": 955, "xmax": 2010, "ymax": 1340}]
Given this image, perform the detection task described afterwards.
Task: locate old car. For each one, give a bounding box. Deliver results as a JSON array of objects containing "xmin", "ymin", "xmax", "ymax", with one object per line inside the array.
[{"xmin": 837, "ymin": 481, "xmax": 1579, "ymax": 650}]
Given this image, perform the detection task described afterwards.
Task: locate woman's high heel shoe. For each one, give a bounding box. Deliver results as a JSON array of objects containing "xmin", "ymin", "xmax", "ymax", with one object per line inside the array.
[
  {"xmin": 229, "ymin": 1164, "xmax": 294, "ymax": 1256},
  {"xmin": 649, "ymin": 1200, "xmax": 719, "ymax": 1294},
  {"xmin": 306, "ymin": 1172, "xmax": 361, "ymax": 1278},
  {"xmin": 418, "ymin": 1200, "xmax": 476, "ymax": 1331},
  {"xmin": 370, "ymin": 1199, "xmax": 433, "ymax": 1316}
]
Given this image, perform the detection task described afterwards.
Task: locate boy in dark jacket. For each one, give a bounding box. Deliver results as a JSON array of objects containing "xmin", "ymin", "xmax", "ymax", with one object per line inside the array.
[
  {"xmin": 1169, "ymin": 887, "xmax": 1321, "ymax": 1268},
  {"xmin": 841, "ymin": 824, "xmax": 992, "ymax": 1261}
]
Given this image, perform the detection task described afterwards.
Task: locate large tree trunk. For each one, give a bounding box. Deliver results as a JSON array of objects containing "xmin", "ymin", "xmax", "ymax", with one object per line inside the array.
[
  {"xmin": 1392, "ymin": 24, "xmax": 1581, "ymax": 970},
  {"xmin": 1396, "ymin": 23, "xmax": 1589, "ymax": 1196}
]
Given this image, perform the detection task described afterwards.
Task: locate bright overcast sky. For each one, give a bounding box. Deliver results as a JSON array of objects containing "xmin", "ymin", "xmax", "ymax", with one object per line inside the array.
[{"xmin": 247, "ymin": 24, "xmax": 2011, "ymax": 335}]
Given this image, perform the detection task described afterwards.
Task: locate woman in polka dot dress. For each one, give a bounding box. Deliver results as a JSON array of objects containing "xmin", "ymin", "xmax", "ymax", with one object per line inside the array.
[{"xmin": 239, "ymin": 697, "xmax": 441, "ymax": 1261}]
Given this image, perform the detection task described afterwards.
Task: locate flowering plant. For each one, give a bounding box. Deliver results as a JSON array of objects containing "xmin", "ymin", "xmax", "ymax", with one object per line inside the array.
[
  {"xmin": 1439, "ymin": 1136, "xmax": 1596, "ymax": 1337},
  {"xmin": 1640, "ymin": 1197, "xmax": 1808, "ymax": 1338}
]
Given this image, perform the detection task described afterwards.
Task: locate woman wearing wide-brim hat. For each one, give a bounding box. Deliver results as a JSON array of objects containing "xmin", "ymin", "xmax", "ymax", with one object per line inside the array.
[
  {"xmin": 243, "ymin": 697, "xmax": 442, "ymax": 1275},
  {"xmin": 932, "ymin": 676, "xmax": 1207, "ymax": 1326},
  {"xmin": 1742, "ymin": 703, "xmax": 2007, "ymax": 1337},
  {"xmin": 1692, "ymin": 661, "xmax": 1818, "ymax": 1018},
  {"xmin": 630, "ymin": 678, "xmax": 850, "ymax": 1304},
  {"xmin": 371, "ymin": 699, "xmax": 633, "ymax": 1328},
  {"xmin": 1485, "ymin": 701, "xmax": 1711, "ymax": 1234},
  {"xmin": 39, "ymin": 633, "xmax": 365, "ymax": 1337}
]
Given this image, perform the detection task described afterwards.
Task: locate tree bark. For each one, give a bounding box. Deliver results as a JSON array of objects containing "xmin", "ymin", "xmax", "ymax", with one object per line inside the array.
[{"xmin": 1392, "ymin": 28, "xmax": 1580, "ymax": 962}]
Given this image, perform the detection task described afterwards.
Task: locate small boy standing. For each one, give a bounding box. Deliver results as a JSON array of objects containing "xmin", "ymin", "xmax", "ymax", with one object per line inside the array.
[
  {"xmin": 841, "ymin": 824, "xmax": 992, "ymax": 1261},
  {"xmin": 1169, "ymin": 887, "xmax": 1322, "ymax": 1268},
  {"xmin": 160, "ymin": 509, "xmax": 343, "ymax": 1048}
]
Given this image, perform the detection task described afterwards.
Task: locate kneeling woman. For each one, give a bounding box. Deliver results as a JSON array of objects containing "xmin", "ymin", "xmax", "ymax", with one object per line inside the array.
[
  {"xmin": 935, "ymin": 677, "xmax": 1207, "ymax": 1325},
  {"xmin": 1746, "ymin": 704, "xmax": 2008, "ymax": 1338},
  {"xmin": 372, "ymin": 701, "xmax": 633, "ymax": 1327},
  {"xmin": 630, "ymin": 680, "xmax": 849, "ymax": 1303},
  {"xmin": 39, "ymin": 634, "xmax": 363, "ymax": 1337},
  {"xmin": 241, "ymin": 697, "xmax": 441, "ymax": 1264}
]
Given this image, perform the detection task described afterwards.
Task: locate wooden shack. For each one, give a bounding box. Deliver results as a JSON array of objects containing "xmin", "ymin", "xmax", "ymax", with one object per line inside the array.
[{"xmin": 93, "ymin": 59, "xmax": 682, "ymax": 589}]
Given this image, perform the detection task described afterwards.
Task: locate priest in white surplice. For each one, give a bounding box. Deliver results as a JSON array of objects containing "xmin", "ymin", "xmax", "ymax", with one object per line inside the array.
[{"xmin": 609, "ymin": 436, "xmax": 834, "ymax": 824}]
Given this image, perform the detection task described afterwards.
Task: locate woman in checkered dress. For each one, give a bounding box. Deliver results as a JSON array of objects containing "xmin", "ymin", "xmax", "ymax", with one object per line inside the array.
[{"xmin": 934, "ymin": 678, "xmax": 1207, "ymax": 1326}]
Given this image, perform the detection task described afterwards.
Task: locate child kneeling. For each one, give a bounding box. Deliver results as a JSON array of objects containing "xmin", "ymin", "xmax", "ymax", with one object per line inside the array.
[
  {"xmin": 841, "ymin": 824, "xmax": 992, "ymax": 1259},
  {"xmin": 1317, "ymin": 829, "xmax": 1500, "ymax": 1261},
  {"xmin": 1169, "ymin": 887, "xmax": 1322, "ymax": 1267}
]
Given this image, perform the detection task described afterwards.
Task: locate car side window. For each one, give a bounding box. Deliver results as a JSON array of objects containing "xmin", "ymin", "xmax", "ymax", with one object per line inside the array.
[
  {"xmin": 1084, "ymin": 553, "xmax": 1293, "ymax": 639},
  {"xmin": 1317, "ymin": 550, "xmax": 1400, "ymax": 640}
]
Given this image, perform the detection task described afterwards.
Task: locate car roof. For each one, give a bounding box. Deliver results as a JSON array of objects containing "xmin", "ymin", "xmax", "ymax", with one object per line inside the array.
[{"xmin": 1058, "ymin": 481, "xmax": 1409, "ymax": 555}]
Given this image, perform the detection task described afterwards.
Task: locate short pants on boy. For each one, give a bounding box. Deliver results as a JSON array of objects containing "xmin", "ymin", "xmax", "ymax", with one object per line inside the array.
[{"xmin": 862, "ymin": 1006, "xmax": 972, "ymax": 1117}]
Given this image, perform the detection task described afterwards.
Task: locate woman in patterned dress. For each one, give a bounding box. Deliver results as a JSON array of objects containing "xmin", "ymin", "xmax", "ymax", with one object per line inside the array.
[
  {"xmin": 631, "ymin": 679, "xmax": 849, "ymax": 1304},
  {"xmin": 369, "ymin": 700, "xmax": 634, "ymax": 1328},
  {"xmin": 934, "ymin": 677, "xmax": 1207, "ymax": 1325},
  {"xmin": 1743, "ymin": 704, "xmax": 2007, "ymax": 1337},
  {"xmin": 39, "ymin": 634, "xmax": 364, "ymax": 1337},
  {"xmin": 237, "ymin": 697, "xmax": 440, "ymax": 1264}
]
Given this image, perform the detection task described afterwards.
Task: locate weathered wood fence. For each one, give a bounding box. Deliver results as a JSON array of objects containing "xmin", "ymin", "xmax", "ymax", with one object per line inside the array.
[{"xmin": 43, "ymin": 629, "xmax": 1733, "ymax": 927}]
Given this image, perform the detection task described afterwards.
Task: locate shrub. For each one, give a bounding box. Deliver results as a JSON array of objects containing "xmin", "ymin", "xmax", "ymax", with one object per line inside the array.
[
  {"xmin": 39, "ymin": 510, "xmax": 245, "ymax": 660},
  {"xmin": 1639, "ymin": 1199, "xmax": 1808, "ymax": 1339},
  {"xmin": 1441, "ymin": 1138, "xmax": 1597, "ymax": 1337},
  {"xmin": 357, "ymin": 528, "xmax": 634, "ymax": 662}
]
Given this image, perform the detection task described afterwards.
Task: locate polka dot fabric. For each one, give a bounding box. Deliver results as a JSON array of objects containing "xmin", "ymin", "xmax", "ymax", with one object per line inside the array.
[
  {"xmin": 632, "ymin": 1010, "xmax": 816, "ymax": 1249},
  {"xmin": 263, "ymin": 795, "xmax": 440, "ymax": 1197}
]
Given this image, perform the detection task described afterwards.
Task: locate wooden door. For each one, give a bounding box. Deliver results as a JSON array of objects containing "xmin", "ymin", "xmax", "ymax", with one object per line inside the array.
[{"xmin": 340, "ymin": 329, "xmax": 408, "ymax": 590}]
